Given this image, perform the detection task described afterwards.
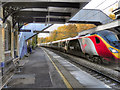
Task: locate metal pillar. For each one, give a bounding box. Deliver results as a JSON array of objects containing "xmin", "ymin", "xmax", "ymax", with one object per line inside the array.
[
  {"xmin": 16, "ymin": 24, "xmax": 20, "ymax": 58},
  {"xmin": 11, "ymin": 23, "xmax": 15, "ymax": 58}
]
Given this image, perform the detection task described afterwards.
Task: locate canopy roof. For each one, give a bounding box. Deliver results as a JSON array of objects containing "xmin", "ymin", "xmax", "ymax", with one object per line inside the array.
[{"xmin": 2, "ymin": 0, "xmax": 90, "ymax": 27}]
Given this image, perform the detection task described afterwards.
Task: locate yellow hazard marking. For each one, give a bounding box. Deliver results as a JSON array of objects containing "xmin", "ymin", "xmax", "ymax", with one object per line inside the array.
[{"xmin": 43, "ymin": 48, "xmax": 73, "ymax": 90}]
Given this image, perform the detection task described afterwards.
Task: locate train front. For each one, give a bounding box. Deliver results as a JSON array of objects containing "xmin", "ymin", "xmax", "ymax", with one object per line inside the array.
[{"xmin": 98, "ymin": 30, "xmax": 120, "ymax": 63}]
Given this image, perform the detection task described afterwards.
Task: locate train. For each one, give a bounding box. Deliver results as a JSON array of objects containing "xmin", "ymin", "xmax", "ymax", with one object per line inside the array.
[{"xmin": 41, "ymin": 30, "xmax": 120, "ymax": 64}]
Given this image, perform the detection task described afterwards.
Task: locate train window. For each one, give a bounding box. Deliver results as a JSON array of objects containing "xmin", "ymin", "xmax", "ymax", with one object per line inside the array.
[
  {"xmin": 53, "ymin": 43, "xmax": 58, "ymax": 46},
  {"xmin": 105, "ymin": 34, "xmax": 119, "ymax": 42},
  {"xmin": 95, "ymin": 37, "xmax": 100, "ymax": 44}
]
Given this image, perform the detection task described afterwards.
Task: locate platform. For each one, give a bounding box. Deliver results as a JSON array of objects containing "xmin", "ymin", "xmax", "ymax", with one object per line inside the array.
[
  {"xmin": 2, "ymin": 47, "xmax": 111, "ymax": 90},
  {"xmin": 3, "ymin": 48, "xmax": 67, "ymax": 89}
]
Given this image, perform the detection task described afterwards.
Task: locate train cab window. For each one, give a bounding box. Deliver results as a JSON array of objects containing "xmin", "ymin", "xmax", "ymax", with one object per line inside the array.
[
  {"xmin": 95, "ymin": 37, "xmax": 100, "ymax": 44},
  {"xmin": 53, "ymin": 43, "xmax": 58, "ymax": 46}
]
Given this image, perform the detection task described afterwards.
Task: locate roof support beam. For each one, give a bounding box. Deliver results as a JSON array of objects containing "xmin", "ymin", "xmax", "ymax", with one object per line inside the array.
[
  {"xmin": 33, "ymin": 31, "xmax": 50, "ymax": 33},
  {"xmin": 1, "ymin": 1, "xmax": 90, "ymax": 25},
  {"xmin": 13, "ymin": 11, "xmax": 71, "ymax": 17},
  {"xmin": 3, "ymin": 2, "xmax": 80, "ymax": 9},
  {"xmin": 1, "ymin": 0, "xmax": 90, "ymax": 3},
  {"xmin": 16, "ymin": 17, "xmax": 66, "ymax": 24}
]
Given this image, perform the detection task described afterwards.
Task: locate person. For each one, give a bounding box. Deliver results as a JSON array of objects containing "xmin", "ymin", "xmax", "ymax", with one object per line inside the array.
[
  {"xmin": 27, "ymin": 45, "xmax": 30, "ymax": 53},
  {"xmin": 29, "ymin": 45, "xmax": 32, "ymax": 54}
]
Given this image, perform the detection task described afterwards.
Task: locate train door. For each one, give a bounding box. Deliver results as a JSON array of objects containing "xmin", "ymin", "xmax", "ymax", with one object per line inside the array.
[{"xmin": 61, "ymin": 41, "xmax": 66, "ymax": 52}]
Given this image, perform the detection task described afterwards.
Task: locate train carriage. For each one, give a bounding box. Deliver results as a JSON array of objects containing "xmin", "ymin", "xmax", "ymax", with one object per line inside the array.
[
  {"xmin": 41, "ymin": 30, "xmax": 120, "ymax": 64},
  {"xmin": 78, "ymin": 30, "xmax": 120, "ymax": 63}
]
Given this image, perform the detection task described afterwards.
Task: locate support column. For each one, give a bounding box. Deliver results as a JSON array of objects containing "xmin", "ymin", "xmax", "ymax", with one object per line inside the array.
[
  {"xmin": 8, "ymin": 16, "xmax": 14, "ymax": 58},
  {"xmin": 11, "ymin": 28, "xmax": 15, "ymax": 58},
  {"xmin": 17, "ymin": 30, "xmax": 20, "ymax": 57},
  {"xmin": 0, "ymin": 6, "xmax": 5, "ymax": 89},
  {"xmin": 15, "ymin": 24, "xmax": 20, "ymax": 58}
]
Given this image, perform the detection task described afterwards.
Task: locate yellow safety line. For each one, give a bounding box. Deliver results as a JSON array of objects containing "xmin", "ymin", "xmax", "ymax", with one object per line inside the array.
[{"xmin": 43, "ymin": 48, "xmax": 73, "ymax": 90}]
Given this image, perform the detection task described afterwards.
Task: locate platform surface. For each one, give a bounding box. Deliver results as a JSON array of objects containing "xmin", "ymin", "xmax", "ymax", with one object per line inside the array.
[
  {"xmin": 5, "ymin": 48, "xmax": 66, "ymax": 89},
  {"xmin": 2, "ymin": 47, "xmax": 111, "ymax": 90}
]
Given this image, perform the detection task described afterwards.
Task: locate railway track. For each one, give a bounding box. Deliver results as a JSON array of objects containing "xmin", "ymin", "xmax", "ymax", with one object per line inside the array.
[
  {"xmin": 47, "ymin": 48, "xmax": 120, "ymax": 89},
  {"xmin": 73, "ymin": 61, "xmax": 120, "ymax": 89}
]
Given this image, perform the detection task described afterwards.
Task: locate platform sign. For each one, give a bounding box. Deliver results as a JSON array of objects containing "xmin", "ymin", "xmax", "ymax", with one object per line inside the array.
[
  {"xmin": 0, "ymin": 18, "xmax": 3, "ymax": 27},
  {"xmin": 19, "ymin": 29, "xmax": 31, "ymax": 32},
  {"xmin": 33, "ymin": 31, "xmax": 50, "ymax": 33},
  {"xmin": 1, "ymin": 62, "xmax": 5, "ymax": 68}
]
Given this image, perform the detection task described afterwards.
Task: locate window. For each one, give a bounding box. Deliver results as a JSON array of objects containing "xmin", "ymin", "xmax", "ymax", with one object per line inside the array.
[
  {"xmin": 4, "ymin": 21, "xmax": 11, "ymax": 51},
  {"xmin": 105, "ymin": 34, "xmax": 119, "ymax": 42},
  {"xmin": 95, "ymin": 37, "xmax": 100, "ymax": 44},
  {"xmin": 53, "ymin": 43, "xmax": 58, "ymax": 46}
]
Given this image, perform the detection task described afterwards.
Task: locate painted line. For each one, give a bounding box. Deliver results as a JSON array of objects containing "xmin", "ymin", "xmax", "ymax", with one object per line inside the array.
[{"xmin": 42, "ymin": 48, "xmax": 73, "ymax": 90}]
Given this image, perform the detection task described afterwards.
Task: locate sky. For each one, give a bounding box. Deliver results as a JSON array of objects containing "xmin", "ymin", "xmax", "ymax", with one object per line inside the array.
[{"xmin": 37, "ymin": 0, "xmax": 119, "ymax": 38}]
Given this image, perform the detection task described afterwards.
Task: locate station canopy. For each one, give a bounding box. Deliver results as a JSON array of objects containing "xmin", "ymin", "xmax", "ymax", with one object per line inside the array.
[{"xmin": 1, "ymin": 0, "xmax": 90, "ymax": 27}]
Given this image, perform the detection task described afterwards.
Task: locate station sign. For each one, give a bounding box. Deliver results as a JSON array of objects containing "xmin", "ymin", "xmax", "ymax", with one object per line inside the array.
[
  {"xmin": 33, "ymin": 31, "xmax": 50, "ymax": 33},
  {"xmin": 0, "ymin": 18, "xmax": 3, "ymax": 27},
  {"xmin": 1, "ymin": 62, "xmax": 5, "ymax": 68}
]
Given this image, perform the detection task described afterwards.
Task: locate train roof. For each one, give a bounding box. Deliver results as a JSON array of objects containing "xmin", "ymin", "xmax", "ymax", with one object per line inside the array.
[
  {"xmin": 41, "ymin": 30, "xmax": 118, "ymax": 45},
  {"xmin": 52, "ymin": 40, "xmax": 61, "ymax": 43},
  {"xmin": 90, "ymin": 30, "xmax": 116, "ymax": 36}
]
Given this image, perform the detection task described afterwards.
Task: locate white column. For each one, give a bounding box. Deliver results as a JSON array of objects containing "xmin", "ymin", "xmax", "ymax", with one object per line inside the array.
[{"xmin": 8, "ymin": 16, "xmax": 15, "ymax": 58}]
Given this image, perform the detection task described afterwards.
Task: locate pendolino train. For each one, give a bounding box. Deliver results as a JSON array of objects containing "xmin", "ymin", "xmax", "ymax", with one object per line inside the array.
[{"xmin": 41, "ymin": 30, "xmax": 120, "ymax": 64}]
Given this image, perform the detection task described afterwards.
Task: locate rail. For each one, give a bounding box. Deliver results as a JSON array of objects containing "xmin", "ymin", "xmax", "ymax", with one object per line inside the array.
[{"xmin": 49, "ymin": 48, "xmax": 120, "ymax": 89}]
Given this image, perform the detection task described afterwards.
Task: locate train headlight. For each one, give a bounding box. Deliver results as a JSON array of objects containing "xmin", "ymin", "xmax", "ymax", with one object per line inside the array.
[{"xmin": 109, "ymin": 47, "xmax": 118, "ymax": 53}]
